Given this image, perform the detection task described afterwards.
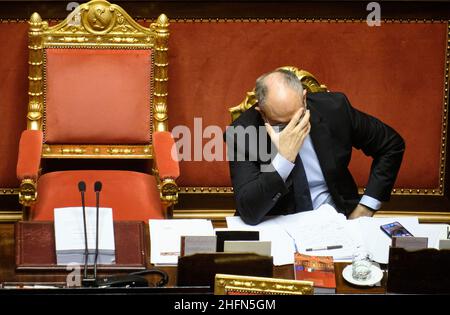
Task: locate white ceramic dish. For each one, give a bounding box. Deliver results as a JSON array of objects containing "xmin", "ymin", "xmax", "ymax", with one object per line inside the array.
[{"xmin": 342, "ymin": 264, "xmax": 384, "ymax": 286}]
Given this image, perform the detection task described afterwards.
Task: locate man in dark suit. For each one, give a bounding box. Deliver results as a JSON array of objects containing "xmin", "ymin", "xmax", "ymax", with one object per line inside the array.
[{"xmin": 225, "ymin": 69, "xmax": 405, "ymax": 225}]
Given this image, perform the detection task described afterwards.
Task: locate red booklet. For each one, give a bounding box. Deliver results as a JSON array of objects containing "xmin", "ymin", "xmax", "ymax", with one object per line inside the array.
[{"xmin": 294, "ymin": 253, "xmax": 336, "ymax": 289}]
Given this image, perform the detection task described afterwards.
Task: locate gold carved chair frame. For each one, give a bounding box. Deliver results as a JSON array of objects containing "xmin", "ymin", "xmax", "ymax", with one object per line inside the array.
[{"xmin": 21, "ymin": 0, "xmax": 177, "ymax": 209}]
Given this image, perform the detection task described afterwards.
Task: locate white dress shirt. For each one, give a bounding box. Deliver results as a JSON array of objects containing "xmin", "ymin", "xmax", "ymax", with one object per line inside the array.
[{"xmin": 272, "ymin": 134, "xmax": 381, "ymax": 210}]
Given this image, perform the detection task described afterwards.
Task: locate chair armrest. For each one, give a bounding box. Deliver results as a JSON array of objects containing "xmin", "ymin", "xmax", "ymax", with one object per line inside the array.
[
  {"xmin": 16, "ymin": 130, "xmax": 43, "ymax": 208},
  {"xmin": 16, "ymin": 130, "xmax": 43, "ymax": 181},
  {"xmin": 153, "ymin": 131, "xmax": 179, "ymax": 214},
  {"xmin": 153, "ymin": 131, "xmax": 180, "ymax": 180}
]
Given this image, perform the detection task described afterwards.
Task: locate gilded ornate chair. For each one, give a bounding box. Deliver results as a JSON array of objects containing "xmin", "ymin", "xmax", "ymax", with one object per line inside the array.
[
  {"xmin": 214, "ymin": 274, "xmax": 314, "ymax": 295},
  {"xmin": 229, "ymin": 66, "xmax": 328, "ymax": 122},
  {"xmin": 16, "ymin": 0, "xmax": 179, "ymax": 221}
]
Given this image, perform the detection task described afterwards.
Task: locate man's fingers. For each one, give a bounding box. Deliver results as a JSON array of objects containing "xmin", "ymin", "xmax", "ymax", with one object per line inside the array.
[
  {"xmin": 293, "ymin": 109, "xmax": 310, "ymax": 132},
  {"xmin": 304, "ymin": 122, "xmax": 311, "ymax": 135},
  {"xmin": 298, "ymin": 123, "xmax": 311, "ymax": 143},
  {"xmin": 285, "ymin": 107, "xmax": 304, "ymax": 130},
  {"xmin": 304, "ymin": 123, "xmax": 311, "ymax": 138},
  {"xmin": 265, "ymin": 123, "xmax": 276, "ymax": 138}
]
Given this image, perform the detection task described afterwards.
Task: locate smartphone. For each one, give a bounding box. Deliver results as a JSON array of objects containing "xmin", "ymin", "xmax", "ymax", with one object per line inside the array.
[{"xmin": 380, "ymin": 221, "xmax": 414, "ymax": 238}]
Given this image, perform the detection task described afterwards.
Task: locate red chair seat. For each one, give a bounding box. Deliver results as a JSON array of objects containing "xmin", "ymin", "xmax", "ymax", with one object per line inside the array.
[{"xmin": 31, "ymin": 170, "xmax": 164, "ymax": 221}]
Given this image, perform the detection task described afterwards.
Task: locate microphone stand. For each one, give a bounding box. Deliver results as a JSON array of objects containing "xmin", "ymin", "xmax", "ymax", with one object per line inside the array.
[
  {"xmin": 81, "ymin": 185, "xmax": 88, "ymax": 281},
  {"xmin": 93, "ymin": 181, "xmax": 102, "ymax": 282},
  {"xmin": 78, "ymin": 180, "xmax": 152, "ymax": 288},
  {"xmin": 78, "ymin": 181, "xmax": 95, "ymax": 287},
  {"xmin": 90, "ymin": 180, "xmax": 150, "ymax": 288}
]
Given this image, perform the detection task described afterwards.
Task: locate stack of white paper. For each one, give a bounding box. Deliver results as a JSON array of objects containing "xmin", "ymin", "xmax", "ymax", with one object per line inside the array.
[
  {"xmin": 227, "ymin": 204, "xmax": 361, "ymax": 264},
  {"xmin": 352, "ymin": 216, "xmax": 419, "ymax": 264},
  {"xmin": 274, "ymin": 205, "xmax": 364, "ymax": 261},
  {"xmin": 226, "ymin": 216, "xmax": 296, "ymax": 266},
  {"xmin": 227, "ymin": 204, "xmax": 448, "ymax": 266},
  {"xmin": 149, "ymin": 219, "xmax": 214, "ymax": 265},
  {"xmin": 354, "ymin": 218, "xmax": 450, "ymax": 263},
  {"xmin": 54, "ymin": 207, "xmax": 115, "ymax": 265},
  {"xmin": 416, "ymin": 223, "xmax": 449, "ymax": 248}
]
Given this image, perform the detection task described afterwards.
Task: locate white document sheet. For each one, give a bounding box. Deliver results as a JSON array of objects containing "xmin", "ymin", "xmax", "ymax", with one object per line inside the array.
[
  {"xmin": 149, "ymin": 219, "xmax": 214, "ymax": 265},
  {"xmin": 414, "ymin": 223, "xmax": 449, "ymax": 249},
  {"xmin": 228, "ymin": 205, "xmax": 364, "ymax": 264},
  {"xmin": 353, "ymin": 216, "xmax": 420, "ymax": 264},
  {"xmin": 54, "ymin": 207, "xmax": 115, "ymax": 264},
  {"xmin": 227, "ymin": 204, "xmax": 446, "ymax": 265},
  {"xmin": 226, "ymin": 216, "xmax": 296, "ymax": 266},
  {"xmin": 54, "ymin": 207, "xmax": 115, "ymax": 252},
  {"xmin": 274, "ymin": 205, "xmax": 364, "ymax": 261}
]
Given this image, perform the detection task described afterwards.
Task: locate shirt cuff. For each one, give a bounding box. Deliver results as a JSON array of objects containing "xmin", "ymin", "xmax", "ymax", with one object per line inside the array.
[
  {"xmin": 360, "ymin": 195, "xmax": 382, "ymax": 211},
  {"xmin": 272, "ymin": 153, "xmax": 295, "ymax": 182}
]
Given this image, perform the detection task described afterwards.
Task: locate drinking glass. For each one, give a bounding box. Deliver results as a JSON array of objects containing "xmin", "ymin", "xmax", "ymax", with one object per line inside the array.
[{"xmin": 352, "ymin": 250, "xmax": 373, "ymax": 281}]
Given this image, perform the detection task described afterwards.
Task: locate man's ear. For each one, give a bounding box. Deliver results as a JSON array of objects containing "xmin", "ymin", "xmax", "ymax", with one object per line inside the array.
[{"xmin": 255, "ymin": 106, "xmax": 267, "ymax": 122}]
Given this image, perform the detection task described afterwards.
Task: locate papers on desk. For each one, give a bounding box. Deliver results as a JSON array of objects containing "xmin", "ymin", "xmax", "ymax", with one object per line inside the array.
[
  {"xmin": 274, "ymin": 205, "xmax": 363, "ymax": 262},
  {"xmin": 148, "ymin": 207, "xmax": 450, "ymax": 267},
  {"xmin": 227, "ymin": 204, "xmax": 449, "ymax": 265},
  {"xmin": 227, "ymin": 204, "xmax": 359, "ymax": 265},
  {"xmin": 225, "ymin": 217, "xmax": 296, "ymax": 265},
  {"xmin": 54, "ymin": 207, "xmax": 115, "ymax": 265},
  {"xmin": 149, "ymin": 219, "xmax": 214, "ymax": 265},
  {"xmin": 353, "ymin": 219, "xmax": 446, "ymax": 263},
  {"xmin": 352, "ymin": 216, "xmax": 419, "ymax": 264},
  {"xmin": 415, "ymin": 223, "xmax": 449, "ymax": 248}
]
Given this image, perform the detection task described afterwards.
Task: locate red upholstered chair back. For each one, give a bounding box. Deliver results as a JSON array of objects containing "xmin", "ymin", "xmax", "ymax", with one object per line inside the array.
[
  {"xmin": 27, "ymin": 0, "xmax": 170, "ymax": 159},
  {"xmin": 44, "ymin": 48, "xmax": 153, "ymax": 145}
]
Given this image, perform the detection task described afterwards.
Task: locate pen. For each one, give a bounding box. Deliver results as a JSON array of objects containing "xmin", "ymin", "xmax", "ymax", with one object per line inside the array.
[
  {"xmin": 305, "ymin": 245, "xmax": 343, "ymax": 251},
  {"xmin": 284, "ymin": 230, "xmax": 299, "ymax": 253}
]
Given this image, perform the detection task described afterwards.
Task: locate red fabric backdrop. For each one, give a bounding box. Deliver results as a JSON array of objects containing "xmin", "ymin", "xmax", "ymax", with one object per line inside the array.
[
  {"xmin": 0, "ymin": 22, "xmax": 28, "ymax": 187},
  {"xmin": 168, "ymin": 21, "xmax": 447, "ymax": 189}
]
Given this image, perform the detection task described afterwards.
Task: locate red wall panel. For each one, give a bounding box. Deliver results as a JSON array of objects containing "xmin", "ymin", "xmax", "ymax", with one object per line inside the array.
[
  {"xmin": 0, "ymin": 22, "xmax": 28, "ymax": 187},
  {"xmin": 168, "ymin": 21, "xmax": 447, "ymax": 189}
]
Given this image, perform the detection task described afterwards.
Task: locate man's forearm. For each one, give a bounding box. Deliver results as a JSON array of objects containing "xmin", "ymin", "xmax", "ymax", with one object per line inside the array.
[
  {"xmin": 359, "ymin": 195, "xmax": 381, "ymax": 211},
  {"xmin": 234, "ymin": 170, "xmax": 288, "ymax": 225}
]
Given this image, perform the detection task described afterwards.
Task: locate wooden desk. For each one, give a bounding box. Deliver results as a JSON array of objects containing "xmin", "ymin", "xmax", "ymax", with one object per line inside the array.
[
  {"xmin": 273, "ymin": 263, "xmax": 386, "ymax": 294},
  {"xmin": 0, "ymin": 222, "xmax": 386, "ymax": 293}
]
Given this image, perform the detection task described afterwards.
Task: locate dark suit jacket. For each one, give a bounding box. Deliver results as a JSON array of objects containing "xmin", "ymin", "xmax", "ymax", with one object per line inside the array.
[{"xmin": 225, "ymin": 92, "xmax": 405, "ymax": 225}]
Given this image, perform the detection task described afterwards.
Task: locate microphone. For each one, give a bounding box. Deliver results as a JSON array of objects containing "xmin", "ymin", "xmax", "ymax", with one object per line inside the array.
[
  {"xmin": 89, "ymin": 181, "xmax": 155, "ymax": 288},
  {"xmin": 93, "ymin": 181, "xmax": 102, "ymax": 280},
  {"xmin": 77, "ymin": 181, "xmax": 90, "ymax": 285},
  {"xmin": 79, "ymin": 180, "xmax": 156, "ymax": 288}
]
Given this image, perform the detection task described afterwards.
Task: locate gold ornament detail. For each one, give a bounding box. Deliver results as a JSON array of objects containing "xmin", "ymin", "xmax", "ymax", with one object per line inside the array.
[
  {"xmin": 85, "ymin": 3, "xmax": 115, "ymax": 32},
  {"xmin": 27, "ymin": 101, "xmax": 42, "ymax": 121},
  {"xmin": 19, "ymin": 179, "xmax": 37, "ymax": 206},
  {"xmin": 161, "ymin": 179, "xmax": 178, "ymax": 201}
]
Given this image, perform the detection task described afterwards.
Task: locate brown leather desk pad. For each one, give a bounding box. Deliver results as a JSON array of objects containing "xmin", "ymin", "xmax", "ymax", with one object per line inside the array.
[{"xmin": 15, "ymin": 221, "xmax": 146, "ymax": 271}]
